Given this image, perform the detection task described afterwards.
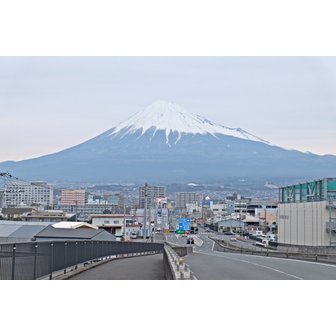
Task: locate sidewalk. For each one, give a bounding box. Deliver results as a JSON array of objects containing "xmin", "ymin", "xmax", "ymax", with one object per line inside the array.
[{"xmin": 69, "ymin": 253, "xmax": 164, "ymax": 280}]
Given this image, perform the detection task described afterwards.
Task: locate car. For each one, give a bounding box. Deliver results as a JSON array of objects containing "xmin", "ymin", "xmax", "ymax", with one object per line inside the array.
[
  {"xmin": 230, "ymin": 237, "xmax": 237, "ymax": 242},
  {"xmin": 255, "ymin": 240, "xmax": 268, "ymax": 248},
  {"xmin": 224, "ymin": 232, "xmax": 236, "ymax": 236},
  {"xmin": 131, "ymin": 233, "xmax": 137, "ymax": 239}
]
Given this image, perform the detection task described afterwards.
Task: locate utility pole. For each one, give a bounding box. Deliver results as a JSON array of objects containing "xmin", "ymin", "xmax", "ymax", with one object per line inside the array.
[
  {"xmin": 239, "ymin": 198, "xmax": 243, "ymax": 234},
  {"xmin": 148, "ymin": 201, "xmax": 152, "ymax": 241},
  {"xmin": 123, "ymin": 203, "xmax": 126, "ymax": 241},
  {"xmin": 143, "ymin": 183, "xmax": 148, "ymax": 240},
  {"xmin": 329, "ymin": 198, "xmax": 332, "ymax": 245},
  {"xmin": 154, "ymin": 198, "xmax": 158, "ymax": 242}
]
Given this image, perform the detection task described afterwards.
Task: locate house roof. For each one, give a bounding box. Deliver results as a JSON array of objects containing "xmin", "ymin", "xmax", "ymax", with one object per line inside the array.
[
  {"xmin": 8, "ymin": 225, "xmax": 47, "ymax": 238},
  {"xmin": 35, "ymin": 226, "xmax": 111, "ymax": 239},
  {"xmin": 90, "ymin": 214, "xmax": 134, "ymax": 218},
  {"xmin": 0, "ymin": 222, "xmax": 48, "ymax": 239},
  {"xmin": 1, "ymin": 208, "xmax": 34, "ymax": 215}
]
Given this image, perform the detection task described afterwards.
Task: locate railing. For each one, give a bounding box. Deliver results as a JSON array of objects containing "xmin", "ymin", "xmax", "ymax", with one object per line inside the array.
[{"xmin": 0, "ymin": 240, "xmax": 164, "ymax": 280}]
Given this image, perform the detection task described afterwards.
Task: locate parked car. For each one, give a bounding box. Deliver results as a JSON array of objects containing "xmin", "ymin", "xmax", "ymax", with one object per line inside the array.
[{"xmin": 131, "ymin": 233, "xmax": 138, "ymax": 239}]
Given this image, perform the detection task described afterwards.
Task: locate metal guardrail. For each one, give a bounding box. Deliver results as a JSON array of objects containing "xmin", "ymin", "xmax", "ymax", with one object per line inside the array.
[
  {"xmin": 212, "ymin": 238, "xmax": 336, "ymax": 265},
  {"xmin": 0, "ymin": 240, "xmax": 164, "ymax": 280}
]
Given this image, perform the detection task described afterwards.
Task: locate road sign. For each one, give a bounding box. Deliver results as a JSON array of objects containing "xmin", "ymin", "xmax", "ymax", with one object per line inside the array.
[
  {"xmin": 175, "ymin": 230, "xmax": 185, "ymax": 234},
  {"xmin": 178, "ymin": 218, "xmax": 191, "ymax": 231}
]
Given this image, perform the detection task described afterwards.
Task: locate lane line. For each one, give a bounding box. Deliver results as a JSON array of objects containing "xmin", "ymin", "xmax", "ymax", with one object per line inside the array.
[
  {"xmin": 209, "ymin": 237, "xmax": 336, "ymax": 269},
  {"xmin": 194, "ymin": 250, "xmax": 304, "ymax": 280}
]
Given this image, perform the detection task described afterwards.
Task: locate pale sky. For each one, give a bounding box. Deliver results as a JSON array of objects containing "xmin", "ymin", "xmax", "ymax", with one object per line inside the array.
[{"xmin": 1, "ymin": 56, "xmax": 336, "ymax": 162}]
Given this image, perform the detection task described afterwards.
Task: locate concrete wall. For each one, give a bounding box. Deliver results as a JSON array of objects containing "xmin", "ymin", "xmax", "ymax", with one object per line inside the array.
[
  {"xmin": 171, "ymin": 246, "xmax": 193, "ymax": 257},
  {"xmin": 278, "ymin": 201, "xmax": 336, "ymax": 246}
]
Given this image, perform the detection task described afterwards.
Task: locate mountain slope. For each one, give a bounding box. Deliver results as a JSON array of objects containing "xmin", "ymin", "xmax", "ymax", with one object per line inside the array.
[{"xmin": 1, "ymin": 100, "xmax": 335, "ymax": 184}]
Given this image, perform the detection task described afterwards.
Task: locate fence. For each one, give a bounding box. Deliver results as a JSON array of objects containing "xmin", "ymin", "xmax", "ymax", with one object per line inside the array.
[{"xmin": 0, "ymin": 240, "xmax": 164, "ymax": 280}]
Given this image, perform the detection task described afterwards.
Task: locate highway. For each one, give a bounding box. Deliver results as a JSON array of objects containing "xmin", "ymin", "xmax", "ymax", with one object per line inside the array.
[{"xmin": 166, "ymin": 229, "xmax": 336, "ymax": 280}]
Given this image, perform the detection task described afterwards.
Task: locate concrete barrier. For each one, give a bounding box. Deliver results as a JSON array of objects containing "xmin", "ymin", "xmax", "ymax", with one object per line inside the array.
[{"xmin": 163, "ymin": 244, "xmax": 196, "ymax": 280}]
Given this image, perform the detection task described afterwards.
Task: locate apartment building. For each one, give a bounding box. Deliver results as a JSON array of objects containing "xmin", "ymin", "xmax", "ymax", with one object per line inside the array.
[
  {"xmin": 3, "ymin": 181, "xmax": 53, "ymax": 208},
  {"xmin": 139, "ymin": 184, "xmax": 166, "ymax": 208},
  {"xmin": 175, "ymin": 192, "xmax": 203, "ymax": 209},
  {"xmin": 61, "ymin": 189, "xmax": 88, "ymax": 205}
]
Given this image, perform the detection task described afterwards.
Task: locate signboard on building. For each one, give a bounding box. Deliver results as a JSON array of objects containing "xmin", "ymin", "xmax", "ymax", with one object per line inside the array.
[{"xmin": 202, "ymin": 197, "xmax": 211, "ymax": 209}]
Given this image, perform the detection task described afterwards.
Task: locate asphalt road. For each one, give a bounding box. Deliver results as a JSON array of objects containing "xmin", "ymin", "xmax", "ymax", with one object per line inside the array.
[
  {"xmin": 70, "ymin": 253, "xmax": 164, "ymax": 280},
  {"xmin": 167, "ymin": 230, "xmax": 336, "ymax": 280}
]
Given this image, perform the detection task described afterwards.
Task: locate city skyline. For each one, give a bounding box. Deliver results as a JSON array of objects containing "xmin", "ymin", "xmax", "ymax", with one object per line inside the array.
[{"xmin": 1, "ymin": 56, "xmax": 336, "ymax": 162}]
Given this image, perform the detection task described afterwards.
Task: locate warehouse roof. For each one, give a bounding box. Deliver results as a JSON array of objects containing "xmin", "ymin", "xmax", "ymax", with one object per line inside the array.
[
  {"xmin": 35, "ymin": 226, "xmax": 115, "ymax": 240},
  {"xmin": 1, "ymin": 208, "xmax": 34, "ymax": 215}
]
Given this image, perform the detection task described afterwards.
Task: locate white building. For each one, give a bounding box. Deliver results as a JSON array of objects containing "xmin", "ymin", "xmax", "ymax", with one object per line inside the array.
[
  {"xmin": 91, "ymin": 214, "xmax": 140, "ymax": 237},
  {"xmin": 3, "ymin": 181, "xmax": 53, "ymax": 208},
  {"xmin": 59, "ymin": 203, "xmax": 119, "ymax": 218},
  {"xmin": 278, "ymin": 179, "xmax": 336, "ymax": 246},
  {"xmin": 175, "ymin": 192, "xmax": 203, "ymax": 209},
  {"xmin": 211, "ymin": 203, "xmax": 227, "ymax": 221}
]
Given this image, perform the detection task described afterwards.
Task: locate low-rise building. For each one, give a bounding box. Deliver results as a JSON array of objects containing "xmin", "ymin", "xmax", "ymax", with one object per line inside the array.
[
  {"xmin": 21, "ymin": 210, "xmax": 76, "ymax": 223},
  {"xmin": 215, "ymin": 219, "xmax": 247, "ymax": 233},
  {"xmin": 90, "ymin": 214, "xmax": 138, "ymax": 237},
  {"xmin": 0, "ymin": 207, "xmax": 34, "ymax": 220}
]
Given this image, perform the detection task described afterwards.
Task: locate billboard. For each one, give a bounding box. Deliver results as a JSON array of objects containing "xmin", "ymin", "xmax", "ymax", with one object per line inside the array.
[{"xmin": 202, "ymin": 198, "xmax": 211, "ymax": 209}]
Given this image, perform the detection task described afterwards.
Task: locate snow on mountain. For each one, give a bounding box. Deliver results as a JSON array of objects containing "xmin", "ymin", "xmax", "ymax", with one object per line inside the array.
[{"xmin": 109, "ymin": 100, "xmax": 270, "ymax": 146}]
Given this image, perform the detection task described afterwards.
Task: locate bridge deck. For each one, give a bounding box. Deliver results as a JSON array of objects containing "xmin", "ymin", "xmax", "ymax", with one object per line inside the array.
[{"xmin": 69, "ymin": 253, "xmax": 164, "ymax": 280}]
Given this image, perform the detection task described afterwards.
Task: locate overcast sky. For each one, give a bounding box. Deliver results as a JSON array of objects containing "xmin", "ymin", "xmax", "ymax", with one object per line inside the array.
[{"xmin": 0, "ymin": 56, "xmax": 336, "ymax": 161}]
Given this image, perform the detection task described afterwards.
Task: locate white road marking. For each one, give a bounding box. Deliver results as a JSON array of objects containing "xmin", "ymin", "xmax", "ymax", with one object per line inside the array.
[
  {"xmin": 194, "ymin": 250, "xmax": 304, "ymax": 280},
  {"xmin": 210, "ymin": 249, "xmax": 336, "ymax": 269}
]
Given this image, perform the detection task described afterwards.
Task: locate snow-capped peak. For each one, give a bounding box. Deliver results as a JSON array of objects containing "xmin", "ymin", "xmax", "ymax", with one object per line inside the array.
[{"xmin": 110, "ymin": 100, "xmax": 270, "ymax": 146}]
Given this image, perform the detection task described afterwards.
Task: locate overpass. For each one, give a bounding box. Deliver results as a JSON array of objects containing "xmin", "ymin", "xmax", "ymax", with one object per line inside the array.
[
  {"xmin": 166, "ymin": 229, "xmax": 336, "ymax": 280},
  {"xmin": 3, "ymin": 230, "xmax": 336, "ymax": 280}
]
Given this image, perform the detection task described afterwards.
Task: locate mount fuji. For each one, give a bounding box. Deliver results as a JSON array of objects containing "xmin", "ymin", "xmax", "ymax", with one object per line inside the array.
[{"xmin": 1, "ymin": 100, "xmax": 336, "ymax": 184}]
